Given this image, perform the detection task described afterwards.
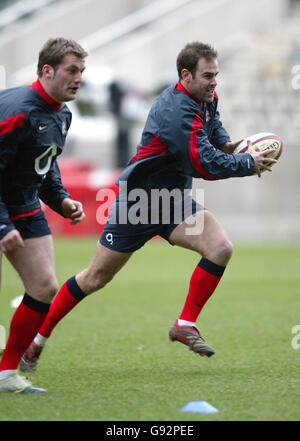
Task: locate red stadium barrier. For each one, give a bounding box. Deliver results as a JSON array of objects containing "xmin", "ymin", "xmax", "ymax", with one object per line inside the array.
[{"xmin": 43, "ymin": 158, "xmax": 120, "ymax": 236}]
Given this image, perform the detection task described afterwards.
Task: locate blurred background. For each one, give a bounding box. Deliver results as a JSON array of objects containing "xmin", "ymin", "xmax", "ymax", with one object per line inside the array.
[{"xmin": 0, "ymin": 0, "xmax": 299, "ymax": 242}]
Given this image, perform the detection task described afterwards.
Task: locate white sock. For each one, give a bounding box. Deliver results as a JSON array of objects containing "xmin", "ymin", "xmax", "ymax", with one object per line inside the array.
[
  {"xmin": 178, "ymin": 319, "xmax": 196, "ymax": 327},
  {"xmin": 33, "ymin": 333, "xmax": 48, "ymax": 347},
  {"xmin": 0, "ymin": 369, "xmax": 17, "ymax": 380}
]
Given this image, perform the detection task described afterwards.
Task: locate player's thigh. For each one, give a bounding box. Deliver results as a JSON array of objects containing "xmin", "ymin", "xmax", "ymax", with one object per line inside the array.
[
  {"xmin": 76, "ymin": 242, "xmax": 133, "ymax": 294},
  {"xmin": 169, "ymin": 210, "xmax": 233, "ymax": 265},
  {"xmin": 4, "ymin": 234, "xmax": 58, "ymax": 302}
]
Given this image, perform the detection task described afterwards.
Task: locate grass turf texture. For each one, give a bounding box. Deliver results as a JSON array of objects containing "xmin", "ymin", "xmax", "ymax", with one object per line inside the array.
[{"xmin": 0, "ymin": 238, "xmax": 299, "ymax": 421}]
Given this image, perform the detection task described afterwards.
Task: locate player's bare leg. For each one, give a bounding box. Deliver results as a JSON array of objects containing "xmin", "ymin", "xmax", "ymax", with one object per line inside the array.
[
  {"xmin": 75, "ymin": 242, "xmax": 133, "ymax": 294},
  {"xmin": 21, "ymin": 242, "xmax": 133, "ymax": 372},
  {"xmin": 168, "ymin": 210, "xmax": 233, "ymax": 356},
  {"xmin": 169, "ymin": 210, "xmax": 233, "ymax": 266},
  {"xmin": 0, "ymin": 235, "xmax": 58, "ymax": 392},
  {"xmin": 5, "ymin": 235, "xmax": 58, "ymax": 303}
]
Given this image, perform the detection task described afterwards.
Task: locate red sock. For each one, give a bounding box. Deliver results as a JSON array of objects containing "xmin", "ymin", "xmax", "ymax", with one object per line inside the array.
[
  {"xmin": 38, "ymin": 276, "xmax": 86, "ymax": 338},
  {"xmin": 0, "ymin": 294, "xmax": 49, "ymax": 371},
  {"xmin": 179, "ymin": 258, "xmax": 226, "ymax": 323}
]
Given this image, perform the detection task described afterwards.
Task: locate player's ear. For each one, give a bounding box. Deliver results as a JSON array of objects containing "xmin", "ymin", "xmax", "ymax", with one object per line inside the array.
[
  {"xmin": 181, "ymin": 68, "xmax": 191, "ymax": 83},
  {"xmin": 42, "ymin": 64, "xmax": 55, "ymax": 80}
]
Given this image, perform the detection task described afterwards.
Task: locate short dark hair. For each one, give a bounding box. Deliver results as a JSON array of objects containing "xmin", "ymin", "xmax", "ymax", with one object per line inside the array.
[
  {"xmin": 37, "ymin": 37, "xmax": 88, "ymax": 77},
  {"xmin": 176, "ymin": 42, "xmax": 218, "ymax": 79}
]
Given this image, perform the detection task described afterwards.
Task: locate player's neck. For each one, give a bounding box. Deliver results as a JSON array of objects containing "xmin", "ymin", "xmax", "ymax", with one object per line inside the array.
[
  {"xmin": 38, "ymin": 78, "xmax": 62, "ymax": 105},
  {"xmin": 177, "ymin": 80, "xmax": 202, "ymax": 105},
  {"xmin": 33, "ymin": 78, "xmax": 62, "ymax": 111}
]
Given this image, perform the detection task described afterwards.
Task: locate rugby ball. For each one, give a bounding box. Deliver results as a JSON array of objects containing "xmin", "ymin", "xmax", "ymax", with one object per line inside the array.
[{"xmin": 234, "ymin": 132, "xmax": 283, "ymax": 173}]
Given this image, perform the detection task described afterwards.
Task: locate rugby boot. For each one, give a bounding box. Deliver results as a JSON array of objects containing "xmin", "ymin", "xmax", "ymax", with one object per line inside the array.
[
  {"xmin": 169, "ymin": 319, "xmax": 215, "ymax": 357},
  {"xmin": 20, "ymin": 342, "xmax": 43, "ymax": 373},
  {"xmin": 0, "ymin": 372, "xmax": 46, "ymax": 393}
]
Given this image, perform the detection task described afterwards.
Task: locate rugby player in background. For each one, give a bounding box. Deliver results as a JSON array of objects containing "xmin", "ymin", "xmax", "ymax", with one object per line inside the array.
[{"xmin": 0, "ymin": 38, "xmax": 88, "ymax": 393}]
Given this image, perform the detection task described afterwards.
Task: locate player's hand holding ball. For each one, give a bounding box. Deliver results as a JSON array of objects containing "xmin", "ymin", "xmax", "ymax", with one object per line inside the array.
[
  {"xmin": 246, "ymin": 140, "xmax": 277, "ymax": 177},
  {"xmin": 233, "ymin": 132, "xmax": 283, "ymax": 178}
]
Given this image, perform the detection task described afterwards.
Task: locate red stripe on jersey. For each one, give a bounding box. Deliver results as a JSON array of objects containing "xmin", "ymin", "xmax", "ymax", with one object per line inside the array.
[
  {"xmin": 0, "ymin": 113, "xmax": 26, "ymax": 136},
  {"xmin": 189, "ymin": 112, "xmax": 222, "ymax": 180},
  {"xmin": 174, "ymin": 81, "xmax": 202, "ymax": 106},
  {"xmin": 131, "ymin": 134, "xmax": 168, "ymax": 163},
  {"xmin": 9, "ymin": 207, "xmax": 41, "ymax": 221},
  {"xmin": 29, "ymin": 79, "xmax": 62, "ymax": 111}
]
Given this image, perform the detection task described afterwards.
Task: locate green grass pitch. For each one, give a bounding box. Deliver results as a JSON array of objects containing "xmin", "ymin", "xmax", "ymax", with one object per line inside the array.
[{"xmin": 0, "ymin": 237, "xmax": 299, "ymax": 421}]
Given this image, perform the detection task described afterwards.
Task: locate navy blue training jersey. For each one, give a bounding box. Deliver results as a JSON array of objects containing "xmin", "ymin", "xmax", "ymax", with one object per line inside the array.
[
  {"xmin": 0, "ymin": 79, "xmax": 72, "ymax": 239},
  {"xmin": 118, "ymin": 81, "xmax": 254, "ymax": 191}
]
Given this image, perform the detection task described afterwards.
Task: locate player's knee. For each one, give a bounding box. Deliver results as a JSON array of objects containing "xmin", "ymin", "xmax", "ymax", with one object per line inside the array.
[
  {"xmin": 33, "ymin": 278, "xmax": 59, "ymax": 303},
  {"xmin": 204, "ymin": 238, "xmax": 233, "ymax": 266},
  {"xmin": 215, "ymin": 238, "xmax": 233, "ymax": 265},
  {"xmin": 45, "ymin": 280, "xmax": 59, "ymax": 301}
]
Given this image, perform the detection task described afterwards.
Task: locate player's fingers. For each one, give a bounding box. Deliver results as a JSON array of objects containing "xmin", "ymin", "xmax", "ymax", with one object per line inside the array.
[
  {"xmin": 70, "ymin": 212, "xmax": 86, "ymax": 225},
  {"xmin": 256, "ymin": 158, "xmax": 277, "ymax": 176},
  {"xmin": 260, "ymin": 163, "xmax": 273, "ymax": 172},
  {"xmin": 71, "ymin": 212, "xmax": 86, "ymax": 221},
  {"xmin": 1, "ymin": 237, "xmax": 24, "ymax": 253},
  {"xmin": 69, "ymin": 208, "xmax": 85, "ymax": 219},
  {"xmin": 261, "ymin": 148, "xmax": 276, "ymax": 156},
  {"xmin": 70, "ymin": 219, "xmax": 82, "ymax": 225},
  {"xmin": 69, "ymin": 210, "xmax": 80, "ymax": 218},
  {"xmin": 65, "ymin": 202, "xmax": 77, "ymax": 212},
  {"xmin": 10, "ymin": 237, "xmax": 25, "ymax": 250},
  {"xmin": 263, "ymin": 157, "xmax": 277, "ymax": 164},
  {"xmin": 0, "ymin": 243, "xmax": 6, "ymax": 252},
  {"xmin": 231, "ymin": 138, "xmax": 245, "ymax": 148},
  {"xmin": 61, "ymin": 198, "xmax": 83, "ymax": 215},
  {"xmin": 71, "ymin": 200, "xmax": 83, "ymax": 210},
  {"xmin": 18, "ymin": 237, "xmax": 25, "ymax": 247}
]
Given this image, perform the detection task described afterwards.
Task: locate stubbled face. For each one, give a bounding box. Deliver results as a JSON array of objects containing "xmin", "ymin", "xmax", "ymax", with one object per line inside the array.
[
  {"xmin": 182, "ymin": 57, "xmax": 219, "ymax": 103},
  {"xmin": 43, "ymin": 53, "xmax": 85, "ymax": 102}
]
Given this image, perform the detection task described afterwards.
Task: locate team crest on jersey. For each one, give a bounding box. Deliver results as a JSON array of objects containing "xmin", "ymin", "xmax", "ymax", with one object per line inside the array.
[
  {"xmin": 62, "ymin": 121, "xmax": 67, "ymax": 135},
  {"xmin": 205, "ymin": 110, "xmax": 211, "ymax": 122}
]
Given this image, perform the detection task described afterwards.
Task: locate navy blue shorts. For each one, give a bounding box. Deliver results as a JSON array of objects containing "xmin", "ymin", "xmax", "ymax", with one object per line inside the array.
[
  {"xmin": 10, "ymin": 209, "xmax": 51, "ymax": 240},
  {"xmin": 99, "ymin": 189, "xmax": 205, "ymax": 253}
]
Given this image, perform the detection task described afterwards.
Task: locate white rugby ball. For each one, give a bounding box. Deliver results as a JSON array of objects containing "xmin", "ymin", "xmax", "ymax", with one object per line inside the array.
[{"xmin": 234, "ymin": 132, "xmax": 283, "ymax": 173}]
